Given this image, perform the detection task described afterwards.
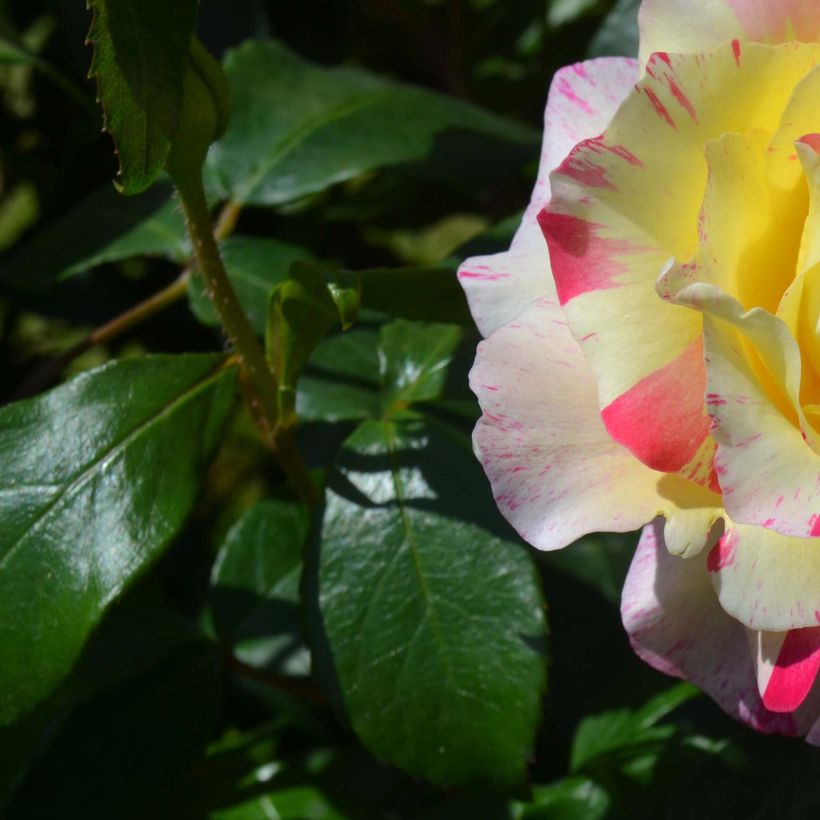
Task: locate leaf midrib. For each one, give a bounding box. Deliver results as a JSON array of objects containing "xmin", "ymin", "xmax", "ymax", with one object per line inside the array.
[
  {"xmin": 235, "ymin": 87, "xmax": 395, "ymax": 203},
  {"xmin": 0, "ymin": 360, "xmax": 234, "ymax": 573},
  {"xmin": 378, "ymin": 421, "xmax": 458, "ymax": 702}
]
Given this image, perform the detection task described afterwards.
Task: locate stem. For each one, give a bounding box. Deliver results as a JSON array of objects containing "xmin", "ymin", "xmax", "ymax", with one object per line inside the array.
[
  {"xmin": 173, "ymin": 171, "xmax": 319, "ymax": 505},
  {"xmin": 9, "ymin": 198, "xmax": 242, "ymax": 402},
  {"xmin": 214, "ymin": 199, "xmax": 242, "ymax": 240},
  {"xmin": 10, "ymin": 271, "xmax": 191, "ymax": 401},
  {"xmin": 176, "ymin": 174, "xmax": 278, "ymax": 428}
]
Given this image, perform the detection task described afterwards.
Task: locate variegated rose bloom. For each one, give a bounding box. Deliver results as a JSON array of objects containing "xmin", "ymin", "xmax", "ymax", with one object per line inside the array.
[{"xmin": 460, "ymin": 0, "xmax": 820, "ymax": 739}]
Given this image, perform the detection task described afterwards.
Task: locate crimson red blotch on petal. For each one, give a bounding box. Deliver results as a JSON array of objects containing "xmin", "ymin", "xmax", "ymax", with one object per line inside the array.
[
  {"xmin": 539, "ymin": 211, "xmax": 649, "ymax": 306},
  {"xmin": 600, "ymin": 338, "xmax": 712, "ymax": 473},
  {"xmin": 707, "ymin": 528, "xmax": 738, "ymax": 572},
  {"xmin": 763, "ymin": 628, "xmax": 820, "ymax": 713}
]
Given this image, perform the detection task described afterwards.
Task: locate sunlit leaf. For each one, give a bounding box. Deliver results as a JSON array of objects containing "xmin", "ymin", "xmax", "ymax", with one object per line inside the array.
[
  {"xmin": 208, "ymin": 39, "xmax": 538, "ymax": 206},
  {"xmin": 315, "ymin": 417, "xmax": 547, "ymax": 787},
  {"xmin": 0, "ymin": 354, "xmax": 236, "ymax": 724}
]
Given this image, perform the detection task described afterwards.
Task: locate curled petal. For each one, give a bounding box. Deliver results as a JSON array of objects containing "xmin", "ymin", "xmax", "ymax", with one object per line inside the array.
[
  {"xmin": 710, "ymin": 522, "xmax": 820, "ymax": 631},
  {"xmin": 639, "ymin": 0, "xmax": 820, "ymax": 63},
  {"xmin": 662, "ymin": 268, "xmax": 820, "ymax": 537},
  {"xmin": 751, "ymin": 628, "xmax": 820, "ymax": 713},
  {"xmin": 541, "ymin": 42, "xmax": 820, "ymax": 477},
  {"xmin": 622, "ymin": 519, "xmax": 820, "ymax": 736},
  {"xmin": 458, "ymin": 58, "xmax": 639, "ymax": 338},
  {"xmin": 471, "ymin": 300, "xmax": 719, "ymax": 550}
]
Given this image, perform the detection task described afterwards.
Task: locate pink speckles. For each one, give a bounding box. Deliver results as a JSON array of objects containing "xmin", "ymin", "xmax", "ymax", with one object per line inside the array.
[
  {"xmin": 585, "ymin": 135, "xmax": 645, "ymax": 167},
  {"xmin": 732, "ymin": 39, "xmax": 742, "ymax": 67},
  {"xmin": 810, "ymin": 515, "xmax": 820, "ymax": 537},
  {"xmin": 556, "ymin": 75, "xmax": 596, "ymax": 116},
  {"xmin": 666, "ymin": 79, "xmax": 698, "ymax": 123},
  {"xmin": 763, "ymin": 628, "xmax": 820, "ymax": 713},
  {"xmin": 642, "ymin": 86, "xmax": 675, "ymax": 128},
  {"xmin": 552, "ymin": 132, "xmax": 648, "ymax": 190},
  {"xmin": 706, "ymin": 393, "xmax": 727, "ymax": 407},
  {"xmin": 707, "ymin": 528, "xmax": 738, "ymax": 573},
  {"xmin": 458, "ymin": 270, "xmax": 510, "ymax": 282},
  {"xmin": 555, "ymin": 141, "xmax": 616, "ymax": 190}
]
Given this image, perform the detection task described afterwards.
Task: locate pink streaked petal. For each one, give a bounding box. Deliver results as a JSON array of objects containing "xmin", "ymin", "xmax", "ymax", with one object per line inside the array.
[
  {"xmin": 458, "ymin": 58, "xmax": 639, "ymax": 339},
  {"xmin": 542, "ymin": 43, "xmax": 820, "ymax": 485},
  {"xmin": 728, "ymin": 0, "xmax": 820, "ymax": 44},
  {"xmin": 470, "ymin": 300, "xmax": 670, "ymax": 550},
  {"xmin": 600, "ymin": 337, "xmax": 712, "ymax": 473},
  {"xmin": 538, "ymin": 210, "xmax": 649, "ymax": 307},
  {"xmin": 622, "ymin": 520, "xmax": 806, "ymax": 736},
  {"xmin": 753, "ymin": 628, "xmax": 820, "ymax": 713},
  {"xmin": 639, "ymin": 0, "xmax": 820, "ymax": 63},
  {"xmin": 709, "ymin": 521, "xmax": 820, "ymax": 631}
]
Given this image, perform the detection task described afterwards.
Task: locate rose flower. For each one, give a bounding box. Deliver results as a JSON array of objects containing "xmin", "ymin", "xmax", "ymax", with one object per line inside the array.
[{"xmin": 460, "ymin": 0, "xmax": 820, "ymax": 739}]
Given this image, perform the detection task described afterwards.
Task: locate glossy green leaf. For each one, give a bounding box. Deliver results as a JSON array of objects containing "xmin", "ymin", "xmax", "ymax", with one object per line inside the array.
[
  {"xmin": 0, "ymin": 354, "xmax": 236, "ymax": 725},
  {"xmin": 296, "ymin": 329, "xmax": 382, "ymax": 423},
  {"xmin": 515, "ymin": 777, "xmax": 610, "ymax": 820},
  {"xmin": 0, "ymin": 183, "xmax": 187, "ymax": 291},
  {"xmin": 189, "ymin": 237, "xmax": 315, "ymax": 335},
  {"xmin": 379, "ymin": 320, "xmax": 465, "ymax": 408},
  {"xmin": 316, "ymin": 417, "xmax": 547, "ymax": 787},
  {"xmin": 87, "ymin": 0, "xmax": 198, "ymax": 194},
  {"xmin": 208, "ymin": 39, "xmax": 538, "ymax": 206},
  {"xmin": 570, "ymin": 683, "xmax": 700, "ymax": 773},
  {"xmin": 210, "ymin": 787, "xmax": 345, "ymax": 820},
  {"xmin": 211, "ymin": 500, "xmax": 310, "ymax": 674},
  {"xmin": 322, "ymin": 271, "xmax": 360, "ymax": 331}
]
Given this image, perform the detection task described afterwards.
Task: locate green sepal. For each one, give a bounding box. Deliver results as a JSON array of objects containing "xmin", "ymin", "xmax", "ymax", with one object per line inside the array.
[
  {"xmin": 266, "ymin": 262, "xmax": 358, "ymax": 429},
  {"xmin": 166, "ymin": 37, "xmax": 232, "ymax": 186}
]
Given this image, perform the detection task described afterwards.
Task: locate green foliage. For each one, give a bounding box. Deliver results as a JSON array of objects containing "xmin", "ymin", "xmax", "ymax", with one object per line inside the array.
[
  {"xmin": 570, "ymin": 683, "xmax": 699, "ymax": 773},
  {"xmin": 189, "ymin": 237, "xmax": 316, "ymax": 334},
  {"xmin": 87, "ymin": 0, "xmax": 199, "ymax": 193},
  {"xmin": 0, "ymin": 355, "xmax": 236, "ymax": 725},
  {"xmin": 211, "ymin": 499, "xmax": 310, "ymax": 674},
  {"xmin": 208, "ymin": 39, "xmax": 539, "ymax": 206},
  {"xmin": 0, "ymin": 183, "xmax": 187, "ymax": 291},
  {"xmin": 379, "ymin": 321, "xmax": 465, "ymax": 408},
  {"xmin": 266, "ymin": 262, "xmax": 354, "ymax": 427},
  {"xmin": 317, "ymin": 417, "xmax": 547, "ymax": 788}
]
